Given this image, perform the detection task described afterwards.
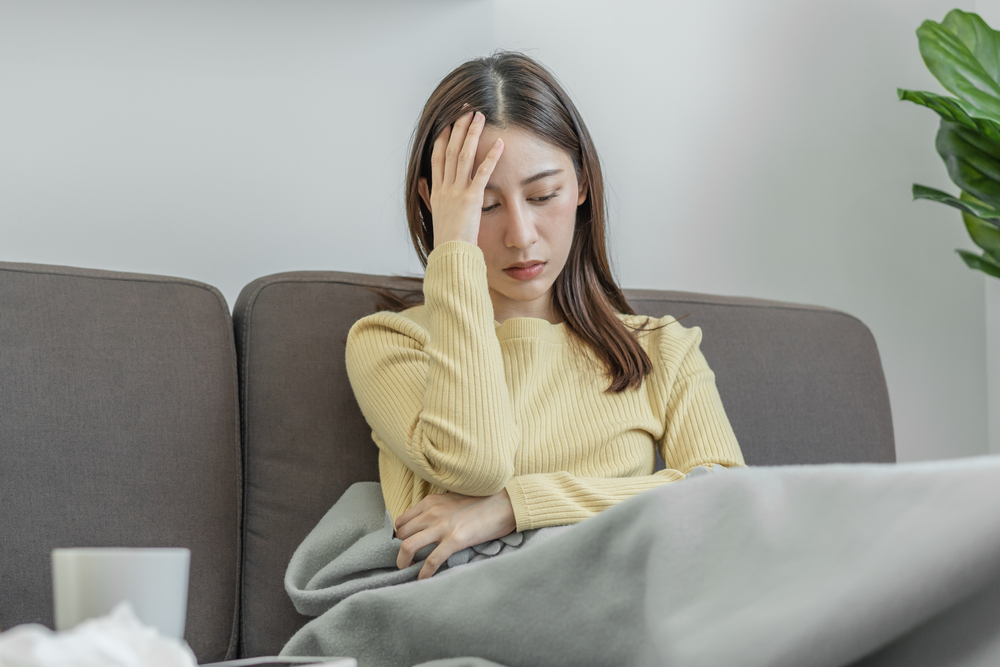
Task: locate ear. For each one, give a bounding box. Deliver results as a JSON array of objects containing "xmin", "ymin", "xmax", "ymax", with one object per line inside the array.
[
  {"xmin": 418, "ymin": 177, "xmax": 432, "ymax": 212},
  {"xmin": 576, "ymin": 175, "xmax": 588, "ymax": 207}
]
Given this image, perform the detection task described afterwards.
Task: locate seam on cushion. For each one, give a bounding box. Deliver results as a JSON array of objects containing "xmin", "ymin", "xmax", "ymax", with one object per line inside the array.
[
  {"xmin": 219, "ymin": 300, "xmax": 242, "ymax": 661},
  {"xmin": 629, "ymin": 294, "xmax": 843, "ymax": 316},
  {"xmin": 236, "ymin": 273, "xmax": 862, "ymax": 333},
  {"xmin": 627, "ymin": 296, "xmax": 884, "ymax": 371},
  {"xmin": 240, "ymin": 272, "xmax": 425, "ymax": 292},
  {"xmin": 234, "ymin": 282, "xmax": 265, "ymax": 658},
  {"xmin": 0, "ymin": 264, "xmax": 232, "ymax": 319}
]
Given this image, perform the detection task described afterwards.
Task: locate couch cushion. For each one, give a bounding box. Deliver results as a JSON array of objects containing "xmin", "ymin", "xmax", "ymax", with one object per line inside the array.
[
  {"xmin": 0, "ymin": 262, "xmax": 240, "ymax": 662},
  {"xmin": 233, "ymin": 273, "xmax": 389, "ymax": 658},
  {"xmin": 234, "ymin": 271, "xmax": 895, "ymax": 656},
  {"xmin": 621, "ymin": 289, "xmax": 895, "ymax": 466}
]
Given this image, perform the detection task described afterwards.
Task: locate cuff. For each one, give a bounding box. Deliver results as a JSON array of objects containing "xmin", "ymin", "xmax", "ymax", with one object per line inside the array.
[{"xmin": 505, "ymin": 477, "xmax": 533, "ymax": 533}]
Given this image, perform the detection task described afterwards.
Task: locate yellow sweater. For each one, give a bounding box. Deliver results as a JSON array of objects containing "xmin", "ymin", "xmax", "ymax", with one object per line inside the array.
[{"xmin": 345, "ymin": 241, "xmax": 745, "ymax": 531}]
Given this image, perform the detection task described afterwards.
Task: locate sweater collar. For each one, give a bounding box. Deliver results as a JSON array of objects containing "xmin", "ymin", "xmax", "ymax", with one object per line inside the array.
[{"xmin": 494, "ymin": 317, "xmax": 568, "ymax": 343}]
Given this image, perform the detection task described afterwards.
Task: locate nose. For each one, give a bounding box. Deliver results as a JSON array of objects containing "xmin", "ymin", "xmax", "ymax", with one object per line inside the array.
[{"xmin": 504, "ymin": 201, "xmax": 539, "ymax": 249}]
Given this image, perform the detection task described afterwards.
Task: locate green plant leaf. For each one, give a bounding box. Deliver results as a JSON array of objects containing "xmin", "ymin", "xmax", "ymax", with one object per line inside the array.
[
  {"xmin": 917, "ymin": 10, "xmax": 1000, "ymax": 121},
  {"xmin": 941, "ymin": 9, "xmax": 1000, "ymax": 84},
  {"xmin": 959, "ymin": 191, "xmax": 1000, "ymax": 261},
  {"xmin": 957, "ymin": 248, "xmax": 1000, "ymax": 278},
  {"xmin": 912, "ymin": 184, "xmax": 1000, "ymax": 222},
  {"xmin": 962, "ymin": 213, "xmax": 1000, "ymax": 258},
  {"xmin": 936, "ymin": 120, "xmax": 1000, "ymax": 208},
  {"xmin": 897, "ymin": 89, "xmax": 1000, "ymax": 143}
]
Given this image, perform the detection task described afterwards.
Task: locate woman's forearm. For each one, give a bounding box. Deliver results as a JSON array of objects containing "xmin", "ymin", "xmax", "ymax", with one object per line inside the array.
[{"xmin": 346, "ymin": 240, "xmax": 521, "ymax": 496}]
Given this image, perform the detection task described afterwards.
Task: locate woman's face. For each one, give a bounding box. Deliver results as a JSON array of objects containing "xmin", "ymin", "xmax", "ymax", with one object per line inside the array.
[{"xmin": 471, "ymin": 125, "xmax": 587, "ymax": 324}]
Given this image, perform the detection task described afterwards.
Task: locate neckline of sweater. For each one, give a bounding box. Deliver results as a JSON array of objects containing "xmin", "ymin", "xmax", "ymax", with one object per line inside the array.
[{"xmin": 494, "ymin": 316, "xmax": 568, "ymax": 343}]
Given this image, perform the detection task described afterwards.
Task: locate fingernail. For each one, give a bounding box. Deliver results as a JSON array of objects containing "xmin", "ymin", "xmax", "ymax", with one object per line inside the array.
[{"xmin": 473, "ymin": 111, "xmax": 482, "ymax": 122}]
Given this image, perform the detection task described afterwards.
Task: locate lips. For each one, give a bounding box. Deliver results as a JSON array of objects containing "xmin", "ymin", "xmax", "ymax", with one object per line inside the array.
[{"xmin": 503, "ymin": 262, "xmax": 545, "ymax": 281}]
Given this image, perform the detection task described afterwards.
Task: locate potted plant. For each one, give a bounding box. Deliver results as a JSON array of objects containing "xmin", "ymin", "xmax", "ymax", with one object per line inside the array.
[{"xmin": 899, "ymin": 8, "xmax": 1000, "ymax": 279}]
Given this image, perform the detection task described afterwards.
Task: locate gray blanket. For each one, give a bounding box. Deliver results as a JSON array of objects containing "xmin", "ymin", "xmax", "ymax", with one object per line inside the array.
[
  {"xmin": 281, "ymin": 457, "xmax": 1000, "ymax": 667},
  {"xmin": 284, "ymin": 482, "xmax": 568, "ymax": 615}
]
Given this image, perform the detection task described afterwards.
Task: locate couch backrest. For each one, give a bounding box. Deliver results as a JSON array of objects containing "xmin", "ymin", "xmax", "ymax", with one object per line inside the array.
[
  {"xmin": 623, "ymin": 288, "xmax": 895, "ymax": 466},
  {"xmin": 233, "ymin": 270, "xmax": 895, "ymax": 657},
  {"xmin": 0, "ymin": 262, "xmax": 241, "ymax": 663}
]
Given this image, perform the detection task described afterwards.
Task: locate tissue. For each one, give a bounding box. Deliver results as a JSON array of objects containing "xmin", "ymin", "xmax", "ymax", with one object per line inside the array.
[{"xmin": 0, "ymin": 602, "xmax": 197, "ymax": 667}]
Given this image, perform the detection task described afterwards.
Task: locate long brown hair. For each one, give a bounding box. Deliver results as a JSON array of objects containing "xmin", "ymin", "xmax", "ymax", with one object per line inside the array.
[{"xmin": 376, "ymin": 50, "xmax": 678, "ymax": 393}]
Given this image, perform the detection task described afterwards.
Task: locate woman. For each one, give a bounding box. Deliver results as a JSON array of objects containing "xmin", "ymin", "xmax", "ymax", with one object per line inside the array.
[{"xmin": 345, "ymin": 51, "xmax": 745, "ymax": 582}]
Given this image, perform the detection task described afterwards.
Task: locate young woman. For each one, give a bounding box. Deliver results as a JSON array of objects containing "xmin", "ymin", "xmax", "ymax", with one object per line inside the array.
[{"xmin": 344, "ymin": 51, "xmax": 745, "ymax": 581}]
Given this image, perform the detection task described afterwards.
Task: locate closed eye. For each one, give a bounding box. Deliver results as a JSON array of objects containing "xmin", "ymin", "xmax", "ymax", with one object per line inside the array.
[{"xmin": 482, "ymin": 190, "xmax": 560, "ymax": 214}]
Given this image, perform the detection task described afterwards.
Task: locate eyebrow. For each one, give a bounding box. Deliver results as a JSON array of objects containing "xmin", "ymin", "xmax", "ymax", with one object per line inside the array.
[{"xmin": 484, "ymin": 168, "xmax": 563, "ymax": 191}]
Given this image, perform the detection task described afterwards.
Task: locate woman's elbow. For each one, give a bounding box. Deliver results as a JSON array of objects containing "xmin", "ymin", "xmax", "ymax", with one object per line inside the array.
[{"xmin": 420, "ymin": 455, "xmax": 515, "ymax": 497}]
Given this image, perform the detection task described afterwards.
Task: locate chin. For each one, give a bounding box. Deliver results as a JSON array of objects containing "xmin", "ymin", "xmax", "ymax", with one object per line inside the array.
[{"xmin": 504, "ymin": 283, "xmax": 551, "ymax": 301}]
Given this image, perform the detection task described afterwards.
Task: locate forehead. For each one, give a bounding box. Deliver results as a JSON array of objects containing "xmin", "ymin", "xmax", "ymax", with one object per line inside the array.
[{"xmin": 476, "ymin": 126, "xmax": 575, "ymax": 188}]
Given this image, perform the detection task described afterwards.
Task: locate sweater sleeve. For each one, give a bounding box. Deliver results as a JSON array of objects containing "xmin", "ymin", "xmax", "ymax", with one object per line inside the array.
[
  {"xmin": 344, "ymin": 240, "xmax": 520, "ymax": 500},
  {"xmin": 503, "ymin": 322, "xmax": 744, "ymax": 531}
]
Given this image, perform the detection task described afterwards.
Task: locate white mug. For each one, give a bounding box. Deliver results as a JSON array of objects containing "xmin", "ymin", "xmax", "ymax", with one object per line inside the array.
[{"xmin": 51, "ymin": 547, "xmax": 190, "ymax": 638}]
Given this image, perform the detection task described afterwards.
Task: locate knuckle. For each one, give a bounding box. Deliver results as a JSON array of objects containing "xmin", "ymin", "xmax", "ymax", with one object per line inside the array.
[{"xmin": 457, "ymin": 149, "xmax": 472, "ymax": 163}]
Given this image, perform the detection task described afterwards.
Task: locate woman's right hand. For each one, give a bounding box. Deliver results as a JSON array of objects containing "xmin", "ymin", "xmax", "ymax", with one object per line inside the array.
[{"xmin": 426, "ymin": 109, "xmax": 505, "ymax": 249}]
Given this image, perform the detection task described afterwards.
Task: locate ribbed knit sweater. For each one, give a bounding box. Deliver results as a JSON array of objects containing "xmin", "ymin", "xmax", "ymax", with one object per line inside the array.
[{"xmin": 345, "ymin": 240, "xmax": 745, "ymax": 531}]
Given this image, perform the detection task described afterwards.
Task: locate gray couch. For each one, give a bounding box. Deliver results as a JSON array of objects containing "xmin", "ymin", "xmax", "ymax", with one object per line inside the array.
[{"xmin": 0, "ymin": 261, "xmax": 895, "ymax": 662}]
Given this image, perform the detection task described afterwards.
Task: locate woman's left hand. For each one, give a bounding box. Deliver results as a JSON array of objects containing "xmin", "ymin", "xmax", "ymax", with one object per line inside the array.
[{"xmin": 395, "ymin": 489, "xmax": 517, "ymax": 580}]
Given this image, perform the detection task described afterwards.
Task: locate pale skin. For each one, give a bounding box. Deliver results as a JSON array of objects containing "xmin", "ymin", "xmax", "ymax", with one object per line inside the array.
[{"xmin": 396, "ymin": 108, "xmax": 588, "ymax": 579}]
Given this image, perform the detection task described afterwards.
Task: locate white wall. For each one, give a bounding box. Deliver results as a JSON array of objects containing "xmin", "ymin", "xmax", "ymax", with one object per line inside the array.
[
  {"xmin": 1, "ymin": 0, "xmax": 491, "ymax": 294},
  {"xmin": 0, "ymin": 0, "xmax": 991, "ymax": 462}
]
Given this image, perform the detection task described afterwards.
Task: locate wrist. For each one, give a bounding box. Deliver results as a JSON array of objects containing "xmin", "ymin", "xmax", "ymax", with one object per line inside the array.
[
  {"xmin": 503, "ymin": 479, "xmax": 531, "ymax": 532},
  {"xmin": 502, "ymin": 489, "xmax": 516, "ymax": 534}
]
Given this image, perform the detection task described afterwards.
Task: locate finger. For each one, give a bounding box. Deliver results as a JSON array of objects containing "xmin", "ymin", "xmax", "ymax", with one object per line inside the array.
[
  {"xmin": 395, "ymin": 503, "xmax": 422, "ymax": 533},
  {"xmin": 428, "ymin": 125, "xmax": 451, "ymax": 196},
  {"xmin": 395, "ymin": 510, "xmax": 436, "ymax": 541},
  {"xmin": 444, "ymin": 110, "xmax": 475, "ymax": 185},
  {"xmin": 394, "ymin": 493, "xmax": 443, "ymax": 534},
  {"xmin": 470, "ymin": 138, "xmax": 505, "ymax": 189},
  {"xmin": 418, "ymin": 537, "xmax": 461, "ymax": 580},
  {"xmin": 396, "ymin": 528, "xmax": 440, "ymax": 570},
  {"xmin": 455, "ymin": 111, "xmax": 486, "ymax": 184}
]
